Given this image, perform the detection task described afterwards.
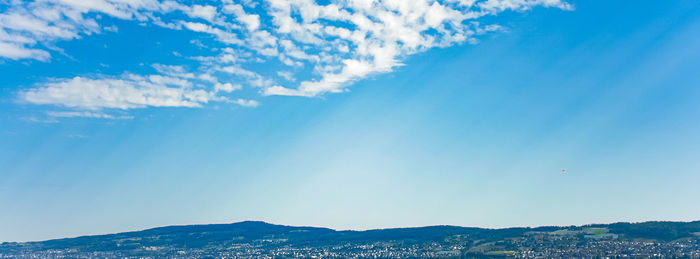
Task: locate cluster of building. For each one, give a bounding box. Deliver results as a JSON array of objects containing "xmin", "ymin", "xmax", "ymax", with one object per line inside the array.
[
  {"xmin": 2, "ymin": 227, "xmax": 700, "ymax": 258},
  {"xmin": 505, "ymin": 230, "xmax": 700, "ymax": 258}
]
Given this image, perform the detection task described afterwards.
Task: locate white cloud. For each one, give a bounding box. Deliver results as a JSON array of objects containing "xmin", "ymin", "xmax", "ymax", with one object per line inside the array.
[
  {"xmin": 257, "ymin": 0, "xmax": 572, "ymax": 96},
  {"xmin": 19, "ymin": 63, "xmax": 262, "ymax": 115},
  {"xmin": 46, "ymin": 111, "xmax": 133, "ymax": 119},
  {"xmin": 239, "ymin": 14, "xmax": 261, "ymax": 32},
  {"xmin": 479, "ymin": 0, "xmax": 574, "ymax": 12},
  {"xmin": 151, "ymin": 64, "xmax": 195, "ymax": 78},
  {"xmin": 219, "ymin": 65, "xmax": 258, "ymax": 78},
  {"xmin": 0, "ymin": 41, "xmax": 50, "ymax": 61},
  {"xmin": 232, "ymin": 98, "xmax": 259, "ymax": 107},
  {"xmin": 223, "ymin": 3, "xmax": 261, "ymax": 32},
  {"xmin": 8, "ymin": 0, "xmax": 573, "ymax": 117},
  {"xmin": 148, "ymin": 75, "xmax": 193, "ymax": 88},
  {"xmin": 277, "ymin": 71, "xmax": 295, "ymax": 81},
  {"xmin": 214, "ymin": 82, "xmax": 242, "ymax": 93},
  {"xmin": 187, "ymin": 5, "xmax": 218, "ymax": 22},
  {"xmin": 19, "ymin": 75, "xmax": 215, "ymax": 110}
]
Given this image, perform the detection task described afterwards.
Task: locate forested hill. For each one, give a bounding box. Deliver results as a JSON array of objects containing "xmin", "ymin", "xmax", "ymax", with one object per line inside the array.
[{"xmin": 1, "ymin": 220, "xmax": 699, "ymax": 258}]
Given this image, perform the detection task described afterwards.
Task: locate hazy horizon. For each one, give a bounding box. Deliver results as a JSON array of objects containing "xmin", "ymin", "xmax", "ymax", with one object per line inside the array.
[{"xmin": 1, "ymin": 0, "xmax": 699, "ymax": 242}]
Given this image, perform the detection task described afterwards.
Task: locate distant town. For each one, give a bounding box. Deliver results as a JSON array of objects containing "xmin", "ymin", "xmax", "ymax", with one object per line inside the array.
[{"xmin": 1, "ymin": 221, "xmax": 699, "ymax": 258}]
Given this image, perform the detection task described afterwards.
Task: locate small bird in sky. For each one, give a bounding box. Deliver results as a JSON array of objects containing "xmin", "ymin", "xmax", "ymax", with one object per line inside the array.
[{"xmin": 561, "ymin": 168, "xmax": 567, "ymax": 173}]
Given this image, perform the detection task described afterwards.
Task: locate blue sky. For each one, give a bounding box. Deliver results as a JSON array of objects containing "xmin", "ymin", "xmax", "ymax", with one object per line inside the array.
[{"xmin": 1, "ymin": 0, "xmax": 699, "ymax": 242}]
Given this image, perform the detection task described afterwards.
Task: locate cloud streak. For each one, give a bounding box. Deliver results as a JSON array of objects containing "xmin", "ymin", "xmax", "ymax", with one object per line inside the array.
[
  {"xmin": 19, "ymin": 71, "xmax": 256, "ymax": 110},
  {"xmin": 46, "ymin": 111, "xmax": 133, "ymax": 120},
  {"xmin": 20, "ymin": 75, "xmax": 213, "ymax": 109}
]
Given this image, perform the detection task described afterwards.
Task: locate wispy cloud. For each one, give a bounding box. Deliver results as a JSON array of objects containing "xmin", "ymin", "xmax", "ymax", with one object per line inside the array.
[
  {"xmin": 18, "ymin": 67, "xmax": 257, "ymax": 112},
  {"xmin": 46, "ymin": 111, "xmax": 133, "ymax": 120},
  {"xmin": 20, "ymin": 75, "xmax": 215, "ymax": 110},
  {"xmin": 231, "ymin": 98, "xmax": 260, "ymax": 108}
]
